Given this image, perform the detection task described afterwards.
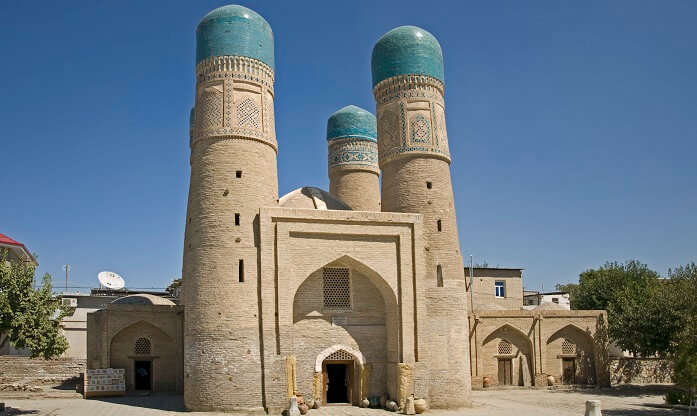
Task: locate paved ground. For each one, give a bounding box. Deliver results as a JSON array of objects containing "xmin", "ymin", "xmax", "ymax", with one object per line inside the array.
[{"xmin": 1, "ymin": 386, "xmax": 686, "ymax": 415}]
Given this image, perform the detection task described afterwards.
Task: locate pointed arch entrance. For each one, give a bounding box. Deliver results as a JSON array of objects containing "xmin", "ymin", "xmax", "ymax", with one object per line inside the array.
[
  {"xmin": 547, "ymin": 324, "xmax": 596, "ymax": 385},
  {"xmin": 292, "ymin": 255, "xmax": 398, "ymax": 406},
  {"xmin": 482, "ymin": 324, "xmax": 534, "ymax": 387},
  {"xmin": 314, "ymin": 345, "xmax": 365, "ymax": 405}
]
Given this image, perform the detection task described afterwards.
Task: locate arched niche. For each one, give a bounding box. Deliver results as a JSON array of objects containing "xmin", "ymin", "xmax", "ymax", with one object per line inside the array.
[
  {"xmin": 291, "ymin": 255, "xmax": 399, "ymax": 403},
  {"xmin": 109, "ymin": 320, "xmax": 178, "ymax": 392},
  {"xmin": 546, "ymin": 324, "xmax": 596, "ymax": 385},
  {"xmin": 482, "ymin": 324, "xmax": 534, "ymax": 387}
]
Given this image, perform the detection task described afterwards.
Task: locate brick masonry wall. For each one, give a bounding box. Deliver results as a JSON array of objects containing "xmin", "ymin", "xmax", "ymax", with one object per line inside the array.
[
  {"xmin": 0, "ymin": 356, "xmax": 85, "ymax": 386},
  {"xmin": 610, "ymin": 358, "xmax": 673, "ymax": 385},
  {"xmin": 329, "ymin": 169, "xmax": 381, "ymax": 212}
]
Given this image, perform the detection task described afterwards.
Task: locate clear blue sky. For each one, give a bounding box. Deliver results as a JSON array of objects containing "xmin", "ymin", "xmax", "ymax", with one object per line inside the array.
[{"xmin": 1, "ymin": 1, "xmax": 695, "ymax": 292}]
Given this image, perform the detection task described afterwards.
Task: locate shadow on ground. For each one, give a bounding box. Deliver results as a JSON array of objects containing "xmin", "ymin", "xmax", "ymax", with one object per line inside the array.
[
  {"xmin": 547, "ymin": 384, "xmax": 674, "ymax": 398},
  {"xmin": 4, "ymin": 406, "xmax": 39, "ymax": 415},
  {"xmin": 89, "ymin": 393, "xmax": 186, "ymax": 411},
  {"xmin": 603, "ymin": 407, "xmax": 686, "ymax": 415}
]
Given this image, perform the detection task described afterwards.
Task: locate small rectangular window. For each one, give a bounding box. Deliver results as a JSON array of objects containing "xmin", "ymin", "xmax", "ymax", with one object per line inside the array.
[
  {"xmin": 426, "ymin": 181, "xmax": 432, "ymax": 189},
  {"xmin": 236, "ymin": 170, "xmax": 242, "ymax": 178},
  {"xmin": 495, "ymin": 281, "xmax": 505, "ymax": 298},
  {"xmin": 437, "ymin": 219, "xmax": 442, "ymax": 232},
  {"xmin": 235, "ymin": 213, "xmax": 240, "ymax": 226},
  {"xmin": 238, "ymin": 259, "xmax": 244, "ymax": 282},
  {"xmin": 552, "ymin": 297, "xmax": 559, "ymax": 303}
]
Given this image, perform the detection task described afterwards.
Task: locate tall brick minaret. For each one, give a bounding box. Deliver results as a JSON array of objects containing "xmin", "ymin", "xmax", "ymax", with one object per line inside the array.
[
  {"xmin": 182, "ymin": 5, "xmax": 277, "ymax": 412},
  {"xmin": 371, "ymin": 25, "xmax": 472, "ymax": 408}
]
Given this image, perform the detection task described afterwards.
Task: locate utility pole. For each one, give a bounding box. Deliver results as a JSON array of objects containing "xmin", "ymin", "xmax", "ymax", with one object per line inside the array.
[
  {"xmin": 469, "ymin": 255, "xmax": 474, "ymax": 312},
  {"xmin": 63, "ymin": 264, "xmax": 70, "ymax": 293}
]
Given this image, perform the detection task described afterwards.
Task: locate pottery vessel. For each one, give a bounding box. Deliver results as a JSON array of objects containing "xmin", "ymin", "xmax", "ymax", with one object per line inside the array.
[{"xmin": 414, "ymin": 398, "xmax": 427, "ymax": 414}]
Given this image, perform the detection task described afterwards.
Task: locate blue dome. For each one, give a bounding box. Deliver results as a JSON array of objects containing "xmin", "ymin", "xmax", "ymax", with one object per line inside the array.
[
  {"xmin": 371, "ymin": 26, "xmax": 443, "ymax": 86},
  {"xmin": 326, "ymin": 105, "xmax": 377, "ymax": 142},
  {"xmin": 196, "ymin": 5, "xmax": 274, "ymax": 69}
]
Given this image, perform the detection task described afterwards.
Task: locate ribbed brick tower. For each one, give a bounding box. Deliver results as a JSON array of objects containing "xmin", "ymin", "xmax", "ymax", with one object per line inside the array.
[
  {"xmin": 327, "ymin": 105, "xmax": 380, "ymax": 211},
  {"xmin": 182, "ymin": 5, "xmax": 277, "ymax": 412},
  {"xmin": 371, "ymin": 26, "xmax": 471, "ymax": 407}
]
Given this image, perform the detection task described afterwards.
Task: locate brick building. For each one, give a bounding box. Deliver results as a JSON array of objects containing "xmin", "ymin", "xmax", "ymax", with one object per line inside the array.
[{"xmin": 86, "ymin": 4, "xmax": 609, "ymax": 413}]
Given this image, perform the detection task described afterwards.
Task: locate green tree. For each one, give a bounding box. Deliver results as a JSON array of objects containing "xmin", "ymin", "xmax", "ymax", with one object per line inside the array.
[
  {"xmin": 669, "ymin": 263, "xmax": 697, "ymax": 398},
  {"xmin": 608, "ymin": 278, "xmax": 686, "ymax": 356},
  {"xmin": 572, "ymin": 260, "xmax": 659, "ymax": 310},
  {"xmin": 0, "ymin": 249, "xmax": 69, "ymax": 359}
]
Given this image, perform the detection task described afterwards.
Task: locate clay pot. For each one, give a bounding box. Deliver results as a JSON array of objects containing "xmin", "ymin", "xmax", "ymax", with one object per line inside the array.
[
  {"xmin": 414, "ymin": 398, "xmax": 428, "ymax": 414},
  {"xmin": 547, "ymin": 375, "xmax": 555, "ymax": 386},
  {"xmin": 305, "ymin": 398, "xmax": 315, "ymax": 409},
  {"xmin": 298, "ymin": 403, "xmax": 309, "ymax": 415},
  {"xmin": 361, "ymin": 398, "xmax": 370, "ymax": 408},
  {"xmin": 482, "ymin": 376, "xmax": 491, "ymax": 388},
  {"xmin": 386, "ymin": 400, "xmax": 398, "ymax": 411},
  {"xmin": 296, "ymin": 394, "xmax": 305, "ymax": 405}
]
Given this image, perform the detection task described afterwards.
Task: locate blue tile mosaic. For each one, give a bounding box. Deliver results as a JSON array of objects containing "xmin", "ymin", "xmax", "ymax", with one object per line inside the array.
[
  {"xmin": 196, "ymin": 5, "xmax": 274, "ymax": 68},
  {"xmin": 371, "ymin": 26, "xmax": 443, "ymax": 87},
  {"xmin": 326, "ymin": 105, "xmax": 377, "ymax": 142}
]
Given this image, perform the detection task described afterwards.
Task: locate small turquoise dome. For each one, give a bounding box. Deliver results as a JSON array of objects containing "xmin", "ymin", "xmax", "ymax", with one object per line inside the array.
[
  {"xmin": 371, "ymin": 26, "xmax": 443, "ymax": 86},
  {"xmin": 326, "ymin": 105, "xmax": 377, "ymax": 142},
  {"xmin": 196, "ymin": 5, "xmax": 274, "ymax": 69}
]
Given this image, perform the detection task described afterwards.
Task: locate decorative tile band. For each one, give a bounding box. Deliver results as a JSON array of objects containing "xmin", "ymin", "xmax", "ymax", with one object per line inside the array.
[
  {"xmin": 375, "ymin": 74, "xmax": 451, "ymax": 165},
  {"xmin": 328, "ymin": 138, "xmax": 379, "ymax": 173},
  {"xmin": 192, "ymin": 56, "xmax": 277, "ymax": 151},
  {"xmin": 373, "ymin": 74, "xmax": 444, "ymax": 103},
  {"xmin": 196, "ymin": 56, "xmax": 274, "ymax": 90}
]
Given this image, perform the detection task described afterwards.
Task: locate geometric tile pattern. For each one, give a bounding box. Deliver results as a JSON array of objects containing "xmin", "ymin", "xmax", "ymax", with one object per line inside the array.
[
  {"xmin": 562, "ymin": 339, "xmax": 576, "ymax": 355},
  {"xmin": 134, "ymin": 337, "xmax": 152, "ymax": 355},
  {"xmin": 497, "ymin": 340, "xmax": 513, "ymax": 355},
  {"xmin": 322, "ymin": 267, "xmax": 351, "ymax": 310},
  {"xmin": 237, "ymin": 98, "xmax": 260, "ymax": 130},
  {"xmin": 410, "ymin": 114, "xmax": 431, "ymax": 144}
]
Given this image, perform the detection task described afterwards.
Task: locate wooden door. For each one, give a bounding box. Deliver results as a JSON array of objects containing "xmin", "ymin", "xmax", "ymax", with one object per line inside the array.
[
  {"xmin": 562, "ymin": 358, "xmax": 576, "ymax": 385},
  {"xmin": 497, "ymin": 359, "xmax": 512, "ymax": 385}
]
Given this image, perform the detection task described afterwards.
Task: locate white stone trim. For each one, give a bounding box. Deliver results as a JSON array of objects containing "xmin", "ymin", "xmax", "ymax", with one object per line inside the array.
[{"xmin": 314, "ymin": 345, "xmax": 365, "ymax": 372}]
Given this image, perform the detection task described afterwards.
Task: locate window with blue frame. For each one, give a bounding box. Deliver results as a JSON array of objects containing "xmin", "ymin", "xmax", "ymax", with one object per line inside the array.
[{"xmin": 495, "ymin": 281, "xmax": 505, "ymax": 298}]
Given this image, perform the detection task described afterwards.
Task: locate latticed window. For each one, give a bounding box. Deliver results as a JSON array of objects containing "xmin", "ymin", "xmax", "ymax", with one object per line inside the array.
[
  {"xmin": 134, "ymin": 337, "xmax": 151, "ymax": 355},
  {"xmin": 561, "ymin": 339, "xmax": 576, "ymax": 355},
  {"xmin": 498, "ymin": 340, "xmax": 513, "ymax": 355},
  {"xmin": 323, "ymin": 267, "xmax": 351, "ymax": 310},
  {"xmin": 326, "ymin": 350, "xmax": 353, "ymax": 361}
]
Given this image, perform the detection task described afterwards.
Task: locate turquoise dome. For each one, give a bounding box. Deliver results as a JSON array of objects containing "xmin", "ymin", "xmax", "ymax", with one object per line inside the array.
[
  {"xmin": 371, "ymin": 26, "xmax": 443, "ymax": 86},
  {"xmin": 196, "ymin": 5, "xmax": 274, "ymax": 69},
  {"xmin": 326, "ymin": 105, "xmax": 377, "ymax": 142}
]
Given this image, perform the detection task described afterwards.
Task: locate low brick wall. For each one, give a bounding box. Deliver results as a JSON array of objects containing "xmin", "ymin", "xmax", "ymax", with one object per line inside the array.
[
  {"xmin": 610, "ymin": 358, "xmax": 672, "ymax": 385},
  {"xmin": 0, "ymin": 356, "xmax": 85, "ymax": 386}
]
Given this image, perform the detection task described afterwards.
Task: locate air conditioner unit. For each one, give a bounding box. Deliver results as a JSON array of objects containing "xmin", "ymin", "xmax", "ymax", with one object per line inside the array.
[{"xmin": 61, "ymin": 298, "xmax": 78, "ymax": 307}]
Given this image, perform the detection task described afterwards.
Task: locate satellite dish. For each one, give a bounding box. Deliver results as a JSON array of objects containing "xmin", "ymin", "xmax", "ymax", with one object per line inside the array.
[{"xmin": 98, "ymin": 271, "xmax": 125, "ymax": 290}]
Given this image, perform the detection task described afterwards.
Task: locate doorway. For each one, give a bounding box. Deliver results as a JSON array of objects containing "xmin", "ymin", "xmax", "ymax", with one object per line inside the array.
[
  {"xmin": 134, "ymin": 360, "xmax": 152, "ymax": 390},
  {"xmin": 562, "ymin": 358, "xmax": 576, "ymax": 384},
  {"xmin": 497, "ymin": 358, "xmax": 513, "ymax": 385},
  {"xmin": 323, "ymin": 360, "xmax": 353, "ymax": 404}
]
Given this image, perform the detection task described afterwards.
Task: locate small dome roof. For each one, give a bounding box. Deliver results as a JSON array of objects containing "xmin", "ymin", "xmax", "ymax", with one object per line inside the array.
[
  {"xmin": 371, "ymin": 26, "xmax": 443, "ymax": 86},
  {"xmin": 326, "ymin": 105, "xmax": 377, "ymax": 142},
  {"xmin": 196, "ymin": 5, "xmax": 274, "ymax": 68},
  {"xmin": 111, "ymin": 294, "xmax": 175, "ymax": 306},
  {"xmin": 279, "ymin": 187, "xmax": 351, "ymax": 210}
]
